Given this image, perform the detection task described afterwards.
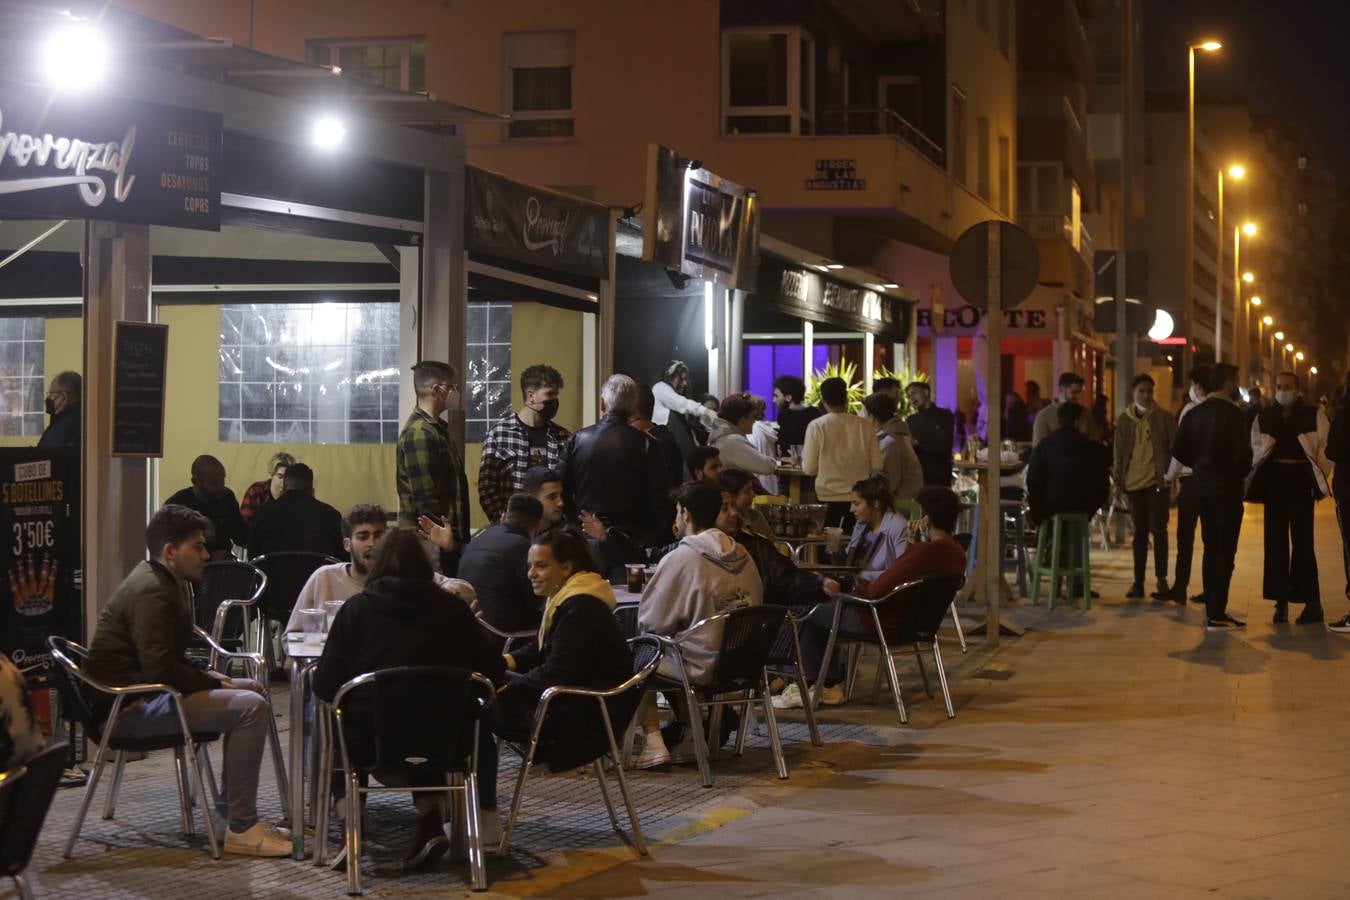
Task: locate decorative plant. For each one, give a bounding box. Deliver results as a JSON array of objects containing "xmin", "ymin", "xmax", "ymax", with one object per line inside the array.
[
  {"xmin": 804, "ymin": 360, "xmax": 866, "ymax": 413},
  {"xmin": 874, "ymin": 364, "xmax": 929, "ymax": 418}
]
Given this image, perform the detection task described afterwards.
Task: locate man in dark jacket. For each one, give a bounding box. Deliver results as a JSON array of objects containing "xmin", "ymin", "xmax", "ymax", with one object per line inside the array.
[
  {"xmin": 906, "ymin": 381, "xmax": 955, "ymax": 487},
  {"xmin": 561, "ymin": 374, "xmax": 672, "ymax": 547},
  {"xmin": 37, "ymin": 371, "xmax": 81, "ymax": 448},
  {"xmin": 85, "ymin": 505, "xmax": 290, "ymax": 857},
  {"xmin": 246, "ymin": 463, "xmax": 344, "ymax": 560},
  {"xmin": 1026, "ymin": 402, "xmax": 1110, "ymax": 527},
  {"xmin": 1326, "ymin": 374, "xmax": 1350, "ymax": 633},
  {"xmin": 457, "ymin": 493, "xmax": 544, "ymax": 634},
  {"xmin": 1246, "ymin": 371, "xmax": 1328, "ymax": 624},
  {"xmin": 1170, "ymin": 363, "xmax": 1253, "ymax": 630},
  {"xmin": 164, "ymin": 455, "xmax": 248, "ymax": 560}
]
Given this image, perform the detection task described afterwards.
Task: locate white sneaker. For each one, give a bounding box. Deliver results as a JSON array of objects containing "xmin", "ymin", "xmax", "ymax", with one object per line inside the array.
[
  {"xmin": 771, "ymin": 683, "xmax": 804, "ymax": 710},
  {"xmin": 224, "ymin": 821, "xmax": 292, "ymax": 857},
  {"xmin": 630, "ymin": 729, "xmax": 673, "ymax": 769},
  {"xmin": 817, "ymin": 683, "xmax": 846, "ymax": 706}
]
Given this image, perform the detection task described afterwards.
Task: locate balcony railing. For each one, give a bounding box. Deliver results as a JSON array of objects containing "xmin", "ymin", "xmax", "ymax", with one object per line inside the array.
[
  {"xmin": 1018, "ymin": 212, "xmax": 1073, "ymax": 243},
  {"xmin": 815, "ymin": 109, "xmax": 945, "ymax": 166}
]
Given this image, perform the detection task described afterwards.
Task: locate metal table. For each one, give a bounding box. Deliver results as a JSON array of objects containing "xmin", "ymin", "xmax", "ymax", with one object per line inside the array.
[{"xmin": 284, "ymin": 634, "xmax": 325, "ymax": 859}]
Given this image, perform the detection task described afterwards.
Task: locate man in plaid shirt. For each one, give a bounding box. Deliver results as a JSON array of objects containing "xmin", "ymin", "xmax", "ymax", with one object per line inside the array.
[
  {"xmin": 397, "ymin": 361, "xmax": 470, "ymax": 573},
  {"xmin": 477, "ymin": 364, "xmax": 571, "ymax": 522}
]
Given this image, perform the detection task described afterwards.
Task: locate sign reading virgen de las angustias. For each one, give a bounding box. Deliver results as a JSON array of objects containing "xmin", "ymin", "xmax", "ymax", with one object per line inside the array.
[{"xmin": 0, "ymin": 81, "xmax": 222, "ymax": 230}]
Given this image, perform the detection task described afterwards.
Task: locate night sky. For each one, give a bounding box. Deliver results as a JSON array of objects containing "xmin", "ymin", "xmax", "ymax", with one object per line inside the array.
[{"xmin": 1144, "ymin": 0, "xmax": 1350, "ymax": 182}]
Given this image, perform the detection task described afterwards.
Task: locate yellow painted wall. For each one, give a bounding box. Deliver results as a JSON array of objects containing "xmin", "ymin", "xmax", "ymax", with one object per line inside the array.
[{"xmin": 0, "ymin": 317, "xmax": 84, "ymax": 448}]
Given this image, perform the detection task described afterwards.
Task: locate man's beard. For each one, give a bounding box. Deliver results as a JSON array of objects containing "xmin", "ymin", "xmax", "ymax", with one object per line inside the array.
[{"xmin": 352, "ymin": 553, "xmax": 371, "ymax": 577}]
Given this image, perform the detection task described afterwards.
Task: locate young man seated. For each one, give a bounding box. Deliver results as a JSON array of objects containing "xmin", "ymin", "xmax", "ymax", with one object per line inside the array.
[
  {"xmin": 285, "ymin": 504, "xmax": 475, "ymax": 634},
  {"xmin": 456, "ymin": 493, "xmax": 545, "ymax": 634},
  {"xmin": 85, "ymin": 505, "xmax": 290, "ymax": 857}
]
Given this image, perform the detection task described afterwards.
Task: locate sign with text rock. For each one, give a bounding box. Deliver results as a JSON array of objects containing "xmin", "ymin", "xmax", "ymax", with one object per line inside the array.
[
  {"xmin": 0, "ymin": 81, "xmax": 222, "ymax": 230},
  {"xmin": 466, "ymin": 166, "xmax": 610, "ymax": 281},
  {"xmin": 0, "ymin": 447, "xmax": 79, "ymax": 688},
  {"xmin": 111, "ymin": 321, "xmax": 168, "ymax": 458},
  {"xmin": 644, "ymin": 144, "xmax": 760, "ymax": 291}
]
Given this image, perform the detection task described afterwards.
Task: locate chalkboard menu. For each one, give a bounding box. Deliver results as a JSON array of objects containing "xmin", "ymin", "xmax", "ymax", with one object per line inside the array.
[{"xmin": 111, "ymin": 322, "xmax": 169, "ymax": 458}]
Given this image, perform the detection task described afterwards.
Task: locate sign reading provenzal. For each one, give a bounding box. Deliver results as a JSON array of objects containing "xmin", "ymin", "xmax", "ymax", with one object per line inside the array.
[
  {"xmin": 0, "ymin": 82, "xmax": 222, "ymax": 230},
  {"xmin": 465, "ymin": 166, "xmax": 609, "ymax": 281},
  {"xmin": 644, "ymin": 144, "xmax": 760, "ymax": 292}
]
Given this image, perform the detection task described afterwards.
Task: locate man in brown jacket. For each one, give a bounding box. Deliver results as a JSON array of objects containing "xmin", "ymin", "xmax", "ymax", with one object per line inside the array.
[
  {"xmin": 86, "ymin": 505, "xmax": 290, "ymax": 857},
  {"xmin": 1113, "ymin": 374, "xmax": 1178, "ymax": 599}
]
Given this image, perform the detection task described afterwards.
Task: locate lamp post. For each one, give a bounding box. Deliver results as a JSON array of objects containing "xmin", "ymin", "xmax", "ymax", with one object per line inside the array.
[
  {"xmin": 1235, "ymin": 220, "xmax": 1256, "ymax": 376},
  {"xmin": 1284, "ymin": 342, "xmax": 1295, "ymax": 370},
  {"xmin": 1272, "ymin": 330, "xmax": 1284, "ymax": 374},
  {"xmin": 1215, "ymin": 164, "xmax": 1245, "ymax": 362},
  {"xmin": 1259, "ymin": 314, "xmax": 1272, "ymax": 383},
  {"xmin": 1186, "ymin": 39, "xmax": 1222, "ymax": 379}
]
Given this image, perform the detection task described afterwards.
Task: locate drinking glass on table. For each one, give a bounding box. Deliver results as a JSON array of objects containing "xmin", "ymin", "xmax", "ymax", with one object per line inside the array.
[
  {"xmin": 298, "ymin": 608, "xmax": 326, "ymax": 637},
  {"xmin": 322, "ymin": 599, "xmax": 344, "ymax": 631}
]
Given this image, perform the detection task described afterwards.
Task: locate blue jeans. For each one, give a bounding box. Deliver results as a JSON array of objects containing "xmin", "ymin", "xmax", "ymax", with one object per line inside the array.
[{"xmin": 112, "ymin": 680, "xmax": 269, "ymax": 832}]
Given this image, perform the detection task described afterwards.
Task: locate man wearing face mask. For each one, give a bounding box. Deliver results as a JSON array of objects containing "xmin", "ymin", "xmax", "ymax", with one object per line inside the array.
[
  {"xmin": 396, "ymin": 361, "xmax": 469, "ymax": 575},
  {"xmin": 1114, "ymin": 374, "xmax": 1178, "ymax": 600},
  {"xmin": 1246, "ymin": 371, "xmax": 1331, "ymax": 625},
  {"xmin": 477, "ymin": 365, "xmax": 571, "ymax": 523},
  {"xmin": 1162, "ymin": 367, "xmax": 1210, "ymax": 605},
  {"xmin": 37, "ymin": 370, "xmax": 82, "ymax": 448}
]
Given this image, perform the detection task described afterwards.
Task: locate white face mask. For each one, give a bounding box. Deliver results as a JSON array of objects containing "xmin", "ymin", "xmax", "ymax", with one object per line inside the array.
[
  {"xmin": 1189, "ymin": 385, "xmax": 1202, "ymax": 403},
  {"xmin": 1135, "ymin": 402, "xmax": 1150, "ymax": 415},
  {"xmin": 1275, "ymin": 390, "xmax": 1296, "ymax": 407}
]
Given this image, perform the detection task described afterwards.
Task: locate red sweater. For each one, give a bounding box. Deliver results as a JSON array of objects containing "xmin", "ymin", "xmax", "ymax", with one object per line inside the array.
[{"xmin": 859, "ymin": 536, "xmax": 967, "ymax": 638}]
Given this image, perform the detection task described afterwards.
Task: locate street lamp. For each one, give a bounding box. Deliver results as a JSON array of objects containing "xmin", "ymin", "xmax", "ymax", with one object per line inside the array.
[
  {"xmin": 1242, "ymin": 272, "xmax": 1255, "ymax": 283},
  {"xmin": 1216, "ymin": 163, "xmax": 1246, "ymax": 360},
  {"xmin": 1242, "ymin": 221, "xmax": 1257, "ymax": 236},
  {"xmin": 1233, "ymin": 220, "xmax": 1258, "ymax": 373},
  {"xmin": 1184, "ymin": 38, "xmax": 1223, "ymax": 382}
]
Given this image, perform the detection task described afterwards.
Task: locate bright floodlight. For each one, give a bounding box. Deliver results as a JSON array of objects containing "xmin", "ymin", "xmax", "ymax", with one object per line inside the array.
[
  {"xmin": 1242, "ymin": 272, "xmax": 1255, "ymax": 283},
  {"xmin": 1250, "ymin": 296, "xmax": 1262, "ymax": 306},
  {"xmin": 1199, "ymin": 40, "xmax": 1223, "ymax": 52},
  {"xmin": 1263, "ymin": 316, "xmax": 1273, "ymax": 325},
  {"xmin": 1242, "ymin": 222, "xmax": 1258, "ymax": 236},
  {"xmin": 1310, "ymin": 367, "xmax": 1319, "ymax": 375},
  {"xmin": 42, "ymin": 22, "xmax": 109, "ymax": 91},
  {"xmin": 1148, "ymin": 309, "xmax": 1175, "ymax": 342},
  {"xmin": 1274, "ymin": 331, "xmax": 1285, "ymax": 340},
  {"xmin": 1227, "ymin": 164, "xmax": 1246, "ymax": 180},
  {"xmin": 1286, "ymin": 343, "xmax": 1295, "ymax": 353},
  {"xmin": 311, "ymin": 116, "xmax": 347, "ymax": 149},
  {"xmin": 1296, "ymin": 351, "xmax": 1305, "ymax": 361}
]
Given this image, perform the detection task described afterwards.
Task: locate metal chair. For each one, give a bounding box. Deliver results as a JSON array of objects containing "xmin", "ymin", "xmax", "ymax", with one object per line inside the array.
[
  {"xmin": 761, "ymin": 611, "xmax": 822, "ymax": 746},
  {"xmin": 498, "ymin": 636, "xmax": 663, "ymax": 858},
  {"xmin": 47, "ymin": 637, "xmax": 224, "ymax": 859},
  {"xmin": 834, "ymin": 573, "xmax": 966, "ymax": 723},
  {"xmin": 250, "ymin": 552, "xmax": 340, "ymax": 672},
  {"xmin": 189, "ymin": 561, "xmax": 267, "ymax": 657},
  {"xmin": 612, "ymin": 603, "xmax": 640, "ymax": 639},
  {"xmin": 315, "ymin": 666, "xmax": 496, "ymax": 894},
  {"xmin": 476, "ymin": 618, "xmax": 536, "ymax": 657},
  {"xmin": 0, "ymin": 742, "xmax": 68, "ymax": 900},
  {"xmin": 651, "ymin": 605, "xmax": 791, "ymax": 787}
]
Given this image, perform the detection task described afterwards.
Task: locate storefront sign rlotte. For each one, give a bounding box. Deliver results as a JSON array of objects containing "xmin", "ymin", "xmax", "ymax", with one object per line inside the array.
[
  {"xmin": 645, "ymin": 144, "xmax": 760, "ymax": 291},
  {"xmin": 0, "ymin": 81, "xmax": 222, "ymax": 230},
  {"xmin": 466, "ymin": 166, "xmax": 610, "ymax": 281},
  {"xmin": 805, "ymin": 158, "xmax": 865, "ymax": 191}
]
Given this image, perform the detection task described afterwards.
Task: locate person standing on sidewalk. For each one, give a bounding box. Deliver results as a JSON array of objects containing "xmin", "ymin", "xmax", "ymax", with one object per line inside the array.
[
  {"xmin": 1163, "ymin": 367, "xmax": 1210, "ymax": 605},
  {"xmin": 1170, "ymin": 363, "xmax": 1252, "ymax": 631},
  {"xmin": 1325, "ymin": 373, "xmax": 1350, "ymax": 633},
  {"xmin": 906, "ymin": 381, "xmax": 956, "ymax": 488},
  {"xmin": 1114, "ymin": 374, "xmax": 1177, "ymax": 600},
  {"xmin": 477, "ymin": 364, "xmax": 571, "ymax": 524},
  {"xmin": 1246, "ymin": 371, "xmax": 1330, "ymax": 625},
  {"xmin": 802, "ymin": 377, "xmax": 883, "ymax": 531},
  {"xmin": 1032, "ymin": 372, "xmax": 1100, "ymax": 447},
  {"xmin": 396, "ymin": 361, "xmax": 469, "ymax": 575}
]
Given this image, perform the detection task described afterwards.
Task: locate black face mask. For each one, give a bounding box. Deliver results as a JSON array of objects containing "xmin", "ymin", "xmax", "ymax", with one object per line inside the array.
[
  {"xmin": 44, "ymin": 397, "xmax": 56, "ymax": 416},
  {"xmin": 536, "ymin": 398, "xmax": 560, "ymax": 421}
]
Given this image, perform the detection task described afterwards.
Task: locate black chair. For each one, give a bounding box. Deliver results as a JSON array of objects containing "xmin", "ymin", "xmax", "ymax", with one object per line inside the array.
[
  {"xmin": 314, "ymin": 666, "xmax": 496, "ymax": 894},
  {"xmin": 761, "ymin": 611, "xmax": 823, "ymax": 748},
  {"xmin": 250, "ymin": 552, "xmax": 340, "ymax": 671},
  {"xmin": 47, "ymin": 637, "xmax": 225, "ymax": 859},
  {"xmin": 498, "ymin": 636, "xmax": 662, "ymax": 858},
  {"xmin": 0, "ymin": 742, "xmax": 68, "ymax": 900},
  {"xmin": 651, "ymin": 605, "xmax": 791, "ymax": 788},
  {"xmin": 836, "ymin": 573, "xmax": 965, "ymax": 722},
  {"xmin": 189, "ymin": 561, "xmax": 267, "ymax": 659}
]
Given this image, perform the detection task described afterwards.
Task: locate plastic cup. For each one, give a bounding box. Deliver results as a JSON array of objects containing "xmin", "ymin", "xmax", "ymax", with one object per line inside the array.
[
  {"xmin": 299, "ymin": 608, "xmax": 326, "ymax": 635},
  {"xmin": 322, "ymin": 599, "xmax": 344, "ymax": 631},
  {"xmin": 824, "ymin": 526, "xmax": 844, "ymax": 555},
  {"xmin": 625, "ymin": 564, "xmax": 645, "ymax": 593}
]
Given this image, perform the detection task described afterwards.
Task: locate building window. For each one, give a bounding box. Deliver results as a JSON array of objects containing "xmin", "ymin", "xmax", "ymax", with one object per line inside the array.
[
  {"xmin": 951, "ymin": 88, "xmax": 968, "ymax": 184},
  {"xmin": 218, "ymin": 302, "xmax": 400, "ymax": 445},
  {"xmin": 998, "ymin": 135, "xmax": 1012, "ymax": 215},
  {"xmin": 465, "ymin": 303, "xmax": 513, "ymax": 443},
  {"xmin": 0, "ymin": 318, "xmax": 45, "ymax": 437},
  {"xmin": 505, "ymin": 31, "xmax": 575, "ymax": 139},
  {"xmin": 306, "ymin": 39, "xmax": 426, "ymax": 92},
  {"xmin": 879, "ymin": 76, "xmax": 922, "ymax": 129},
  {"xmin": 722, "ymin": 28, "xmax": 815, "ymax": 135},
  {"xmin": 977, "ymin": 116, "xmax": 991, "ymax": 201}
]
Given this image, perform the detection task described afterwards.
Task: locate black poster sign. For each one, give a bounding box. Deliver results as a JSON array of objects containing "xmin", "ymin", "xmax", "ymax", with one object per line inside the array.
[
  {"xmin": 644, "ymin": 144, "xmax": 760, "ymax": 291},
  {"xmin": 111, "ymin": 321, "xmax": 168, "ymax": 457},
  {"xmin": 466, "ymin": 166, "xmax": 609, "ymax": 281},
  {"xmin": 0, "ymin": 82, "xmax": 222, "ymax": 230},
  {"xmin": 751, "ymin": 256, "xmax": 907, "ymax": 340},
  {"xmin": 0, "ymin": 447, "xmax": 78, "ymax": 688}
]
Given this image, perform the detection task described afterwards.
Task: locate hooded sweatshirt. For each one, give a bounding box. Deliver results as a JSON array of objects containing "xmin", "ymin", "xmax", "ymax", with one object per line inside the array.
[
  {"xmin": 312, "ymin": 575, "xmax": 506, "ymax": 704},
  {"xmin": 877, "ymin": 416, "xmax": 924, "ymax": 502},
  {"xmin": 708, "ymin": 421, "xmax": 777, "ymax": 475},
  {"xmin": 638, "ymin": 528, "xmax": 764, "ymax": 684}
]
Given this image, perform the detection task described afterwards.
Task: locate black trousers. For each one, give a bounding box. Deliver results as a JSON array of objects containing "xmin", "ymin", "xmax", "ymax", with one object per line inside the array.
[
  {"xmin": 1199, "ymin": 493, "xmax": 1244, "ymax": 620},
  {"xmin": 1337, "ymin": 484, "xmax": 1350, "ymax": 600},
  {"xmin": 1262, "ymin": 469, "xmax": 1321, "ymax": 607},
  {"xmin": 1173, "ymin": 477, "xmax": 1201, "ymax": 595},
  {"xmin": 1127, "ymin": 484, "xmax": 1169, "ymax": 585}
]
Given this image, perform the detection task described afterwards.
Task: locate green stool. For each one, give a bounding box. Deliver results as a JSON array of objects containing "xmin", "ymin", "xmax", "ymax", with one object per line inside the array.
[{"xmin": 1030, "ymin": 513, "xmax": 1092, "ymax": 609}]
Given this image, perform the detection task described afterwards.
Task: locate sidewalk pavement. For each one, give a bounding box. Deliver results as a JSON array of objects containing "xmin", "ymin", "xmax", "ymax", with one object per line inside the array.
[{"xmin": 18, "ymin": 502, "xmax": 1350, "ymax": 898}]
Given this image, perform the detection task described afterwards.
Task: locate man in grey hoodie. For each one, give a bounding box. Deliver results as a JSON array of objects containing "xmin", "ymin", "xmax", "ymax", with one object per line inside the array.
[{"xmin": 638, "ymin": 481, "xmax": 763, "ymax": 685}]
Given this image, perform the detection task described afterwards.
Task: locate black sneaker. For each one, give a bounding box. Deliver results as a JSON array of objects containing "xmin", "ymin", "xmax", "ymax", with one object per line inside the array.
[
  {"xmin": 1328, "ymin": 615, "xmax": 1350, "ymax": 634},
  {"xmin": 1189, "ymin": 594, "xmax": 1207, "ymax": 605},
  {"xmin": 1296, "ymin": 606, "xmax": 1324, "ymax": 625},
  {"xmin": 1206, "ymin": 615, "xmax": 1247, "ymax": 631},
  {"xmin": 1151, "ymin": 580, "xmax": 1171, "ymax": 600},
  {"xmin": 1125, "ymin": 583, "xmax": 1145, "ymax": 598},
  {"xmin": 1163, "ymin": 589, "xmax": 1187, "ymax": 605},
  {"xmin": 1273, "ymin": 602, "xmax": 1289, "ymax": 624}
]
